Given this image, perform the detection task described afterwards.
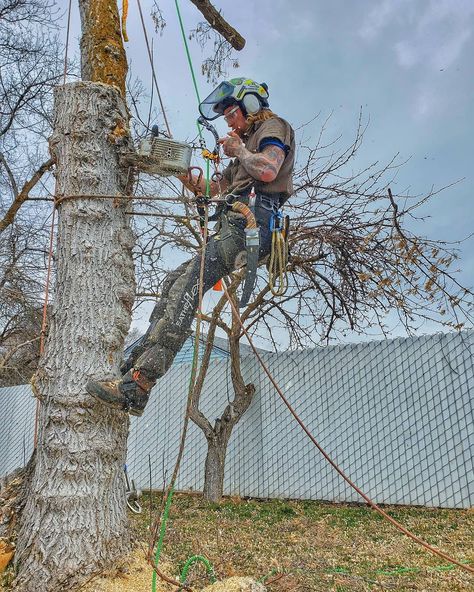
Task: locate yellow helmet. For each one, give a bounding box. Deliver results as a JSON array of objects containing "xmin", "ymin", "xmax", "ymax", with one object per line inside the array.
[{"xmin": 199, "ymin": 77, "xmax": 269, "ymax": 121}]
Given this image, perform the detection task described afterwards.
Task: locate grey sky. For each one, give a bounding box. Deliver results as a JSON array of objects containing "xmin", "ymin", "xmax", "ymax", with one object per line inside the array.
[{"xmin": 63, "ymin": 0, "xmax": 473, "ymax": 341}]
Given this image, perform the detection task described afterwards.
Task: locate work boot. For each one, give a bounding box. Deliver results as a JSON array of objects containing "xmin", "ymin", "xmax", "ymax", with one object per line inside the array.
[{"xmin": 86, "ymin": 370, "xmax": 153, "ymax": 417}]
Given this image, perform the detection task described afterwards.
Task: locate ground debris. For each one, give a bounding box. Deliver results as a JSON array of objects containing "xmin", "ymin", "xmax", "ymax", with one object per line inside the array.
[
  {"xmin": 201, "ymin": 577, "xmax": 266, "ymax": 592},
  {"xmin": 0, "ymin": 467, "xmax": 25, "ymax": 573}
]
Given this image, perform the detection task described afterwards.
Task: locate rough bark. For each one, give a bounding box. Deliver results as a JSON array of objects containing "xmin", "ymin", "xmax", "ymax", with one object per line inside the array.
[
  {"xmin": 12, "ymin": 81, "xmax": 135, "ymax": 592},
  {"xmin": 78, "ymin": 0, "xmax": 128, "ymax": 96}
]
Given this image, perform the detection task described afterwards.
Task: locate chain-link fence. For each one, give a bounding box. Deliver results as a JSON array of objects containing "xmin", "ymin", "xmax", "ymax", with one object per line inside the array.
[{"xmin": 1, "ymin": 331, "xmax": 472, "ymax": 507}]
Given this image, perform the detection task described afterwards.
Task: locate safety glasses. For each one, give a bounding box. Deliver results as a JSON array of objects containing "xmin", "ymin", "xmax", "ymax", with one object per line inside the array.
[{"xmin": 223, "ymin": 106, "xmax": 240, "ymax": 122}]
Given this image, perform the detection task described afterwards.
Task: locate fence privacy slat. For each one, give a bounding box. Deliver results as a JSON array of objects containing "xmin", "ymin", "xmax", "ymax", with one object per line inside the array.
[{"xmin": 1, "ymin": 331, "xmax": 472, "ymax": 508}]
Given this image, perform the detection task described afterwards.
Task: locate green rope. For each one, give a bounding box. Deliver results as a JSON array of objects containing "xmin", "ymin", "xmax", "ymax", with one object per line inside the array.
[
  {"xmin": 258, "ymin": 568, "xmax": 279, "ymax": 583},
  {"xmin": 175, "ymin": 0, "xmax": 201, "ymax": 104},
  {"xmin": 149, "ymin": 7, "xmax": 216, "ymax": 591},
  {"xmin": 180, "ymin": 555, "xmax": 217, "ymax": 586},
  {"xmin": 151, "ymin": 486, "xmax": 175, "ymax": 591},
  {"xmin": 175, "ymin": 0, "xmax": 211, "ymax": 196}
]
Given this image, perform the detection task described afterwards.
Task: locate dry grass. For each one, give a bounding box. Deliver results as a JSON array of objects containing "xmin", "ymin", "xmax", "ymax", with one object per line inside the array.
[
  {"xmin": 129, "ymin": 494, "xmax": 473, "ymax": 592},
  {"xmin": 2, "ymin": 494, "xmax": 473, "ymax": 591}
]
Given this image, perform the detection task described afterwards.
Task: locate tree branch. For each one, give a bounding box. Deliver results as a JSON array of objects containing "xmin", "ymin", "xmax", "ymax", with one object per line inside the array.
[
  {"xmin": 189, "ymin": 0, "xmax": 246, "ymax": 50},
  {"xmin": 0, "ymin": 158, "xmax": 54, "ymax": 233},
  {"xmin": 0, "ymin": 151, "xmax": 19, "ymax": 197}
]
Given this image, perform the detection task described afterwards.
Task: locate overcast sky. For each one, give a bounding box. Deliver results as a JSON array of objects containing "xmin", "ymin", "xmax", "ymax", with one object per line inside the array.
[{"xmin": 62, "ymin": 0, "xmax": 473, "ymax": 343}]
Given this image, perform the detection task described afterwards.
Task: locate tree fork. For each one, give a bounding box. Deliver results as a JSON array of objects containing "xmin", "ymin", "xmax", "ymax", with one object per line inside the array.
[{"xmin": 13, "ymin": 81, "xmax": 135, "ymax": 592}]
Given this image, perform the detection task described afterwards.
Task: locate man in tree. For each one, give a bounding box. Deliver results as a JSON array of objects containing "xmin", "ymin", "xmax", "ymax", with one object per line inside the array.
[{"xmin": 86, "ymin": 77, "xmax": 295, "ymax": 416}]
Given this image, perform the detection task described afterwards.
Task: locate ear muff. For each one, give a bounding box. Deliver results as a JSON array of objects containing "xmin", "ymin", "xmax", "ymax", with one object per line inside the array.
[{"xmin": 242, "ymin": 94, "xmax": 262, "ymax": 115}]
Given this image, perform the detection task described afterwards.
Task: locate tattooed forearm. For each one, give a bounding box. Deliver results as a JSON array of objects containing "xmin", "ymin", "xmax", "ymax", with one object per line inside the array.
[{"xmin": 235, "ymin": 144, "xmax": 285, "ymax": 182}]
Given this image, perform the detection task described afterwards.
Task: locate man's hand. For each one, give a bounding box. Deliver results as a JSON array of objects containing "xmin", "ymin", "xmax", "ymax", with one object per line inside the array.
[
  {"xmin": 218, "ymin": 132, "xmax": 286, "ymax": 183},
  {"xmin": 218, "ymin": 131, "xmax": 245, "ymax": 158}
]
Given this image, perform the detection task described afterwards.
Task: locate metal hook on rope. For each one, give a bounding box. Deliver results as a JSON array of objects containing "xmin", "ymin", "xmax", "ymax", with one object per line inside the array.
[
  {"xmin": 187, "ymin": 166, "xmax": 204, "ymax": 196},
  {"xmin": 197, "ymin": 116, "xmax": 220, "ymax": 162}
]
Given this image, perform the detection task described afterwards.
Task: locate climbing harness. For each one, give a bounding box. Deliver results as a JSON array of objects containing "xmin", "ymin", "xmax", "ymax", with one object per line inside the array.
[{"xmin": 268, "ymin": 211, "xmax": 289, "ymax": 297}]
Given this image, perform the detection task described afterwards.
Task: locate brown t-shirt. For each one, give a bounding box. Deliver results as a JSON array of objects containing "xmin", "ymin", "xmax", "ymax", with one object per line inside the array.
[{"xmin": 222, "ymin": 116, "xmax": 295, "ymax": 200}]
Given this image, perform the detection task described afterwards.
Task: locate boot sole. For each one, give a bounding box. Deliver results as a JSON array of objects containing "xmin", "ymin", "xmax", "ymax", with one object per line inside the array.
[{"xmin": 86, "ymin": 381, "xmax": 144, "ymax": 417}]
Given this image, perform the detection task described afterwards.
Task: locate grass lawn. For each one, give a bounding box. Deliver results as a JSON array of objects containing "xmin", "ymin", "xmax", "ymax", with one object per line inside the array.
[
  {"xmin": 113, "ymin": 493, "xmax": 473, "ymax": 591},
  {"xmin": 2, "ymin": 493, "xmax": 473, "ymax": 591}
]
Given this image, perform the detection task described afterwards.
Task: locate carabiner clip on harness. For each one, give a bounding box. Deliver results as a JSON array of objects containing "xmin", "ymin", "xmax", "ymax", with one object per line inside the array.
[
  {"xmin": 197, "ymin": 116, "xmax": 220, "ymax": 162},
  {"xmin": 187, "ymin": 166, "xmax": 209, "ymax": 236}
]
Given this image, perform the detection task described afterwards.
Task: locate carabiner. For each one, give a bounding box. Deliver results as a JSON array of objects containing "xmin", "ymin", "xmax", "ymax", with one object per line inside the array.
[
  {"xmin": 270, "ymin": 211, "xmax": 284, "ymax": 232},
  {"xmin": 187, "ymin": 166, "xmax": 205, "ymax": 197},
  {"xmin": 197, "ymin": 116, "xmax": 220, "ymax": 162}
]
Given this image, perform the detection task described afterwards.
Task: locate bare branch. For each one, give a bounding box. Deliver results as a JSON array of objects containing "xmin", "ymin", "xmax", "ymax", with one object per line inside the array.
[{"xmin": 0, "ymin": 158, "xmax": 54, "ymax": 233}]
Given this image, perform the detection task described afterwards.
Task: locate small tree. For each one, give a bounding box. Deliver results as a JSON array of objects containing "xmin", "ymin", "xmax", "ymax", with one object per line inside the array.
[{"xmin": 132, "ymin": 116, "xmax": 473, "ymax": 501}]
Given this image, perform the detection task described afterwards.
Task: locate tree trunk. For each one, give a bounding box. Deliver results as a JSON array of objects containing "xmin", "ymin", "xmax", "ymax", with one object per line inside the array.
[
  {"xmin": 202, "ymin": 432, "xmax": 231, "ymax": 502},
  {"xmin": 13, "ymin": 81, "xmax": 135, "ymax": 592},
  {"xmin": 201, "ymin": 383, "xmax": 255, "ymax": 502},
  {"xmin": 191, "ymin": 311, "xmax": 256, "ymax": 503}
]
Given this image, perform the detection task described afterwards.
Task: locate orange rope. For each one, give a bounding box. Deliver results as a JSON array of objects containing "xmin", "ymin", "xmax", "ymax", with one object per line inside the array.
[
  {"xmin": 33, "ymin": 205, "xmax": 56, "ymax": 448},
  {"xmin": 122, "ymin": 0, "xmax": 129, "ymax": 42},
  {"xmin": 221, "ymin": 283, "xmax": 473, "ymax": 575},
  {"xmin": 34, "ymin": 0, "xmax": 72, "ymax": 447}
]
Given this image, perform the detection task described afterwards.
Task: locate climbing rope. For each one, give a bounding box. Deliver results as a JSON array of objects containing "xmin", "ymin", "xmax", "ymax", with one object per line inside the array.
[
  {"xmin": 121, "ymin": 0, "xmax": 129, "ymax": 42},
  {"xmin": 33, "ymin": 0, "xmax": 73, "ymax": 447},
  {"xmin": 145, "ymin": 3, "xmax": 232, "ymax": 588},
  {"xmin": 180, "ymin": 556, "xmax": 217, "ymax": 588},
  {"xmin": 136, "ymin": 0, "xmax": 172, "ymax": 137},
  {"xmin": 174, "ymin": 0, "xmax": 214, "ymax": 191},
  {"xmin": 219, "ymin": 282, "xmax": 474, "ymax": 575},
  {"xmin": 268, "ymin": 217, "xmax": 288, "ymax": 297},
  {"xmin": 148, "ymin": 203, "xmax": 211, "ymax": 592}
]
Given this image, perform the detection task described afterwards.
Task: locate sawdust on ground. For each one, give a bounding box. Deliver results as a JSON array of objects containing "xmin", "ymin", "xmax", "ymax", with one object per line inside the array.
[
  {"xmin": 80, "ymin": 546, "xmax": 171, "ymax": 592},
  {"xmin": 79, "ymin": 547, "xmax": 265, "ymax": 592},
  {"xmin": 201, "ymin": 577, "xmax": 265, "ymax": 591}
]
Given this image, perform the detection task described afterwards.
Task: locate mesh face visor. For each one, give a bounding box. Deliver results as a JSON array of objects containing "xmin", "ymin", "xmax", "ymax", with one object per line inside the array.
[{"xmin": 198, "ymin": 81, "xmax": 236, "ymax": 120}]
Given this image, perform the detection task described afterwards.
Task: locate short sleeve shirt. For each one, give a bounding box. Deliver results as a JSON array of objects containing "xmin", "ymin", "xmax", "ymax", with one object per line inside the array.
[{"xmin": 222, "ymin": 116, "xmax": 295, "ymax": 199}]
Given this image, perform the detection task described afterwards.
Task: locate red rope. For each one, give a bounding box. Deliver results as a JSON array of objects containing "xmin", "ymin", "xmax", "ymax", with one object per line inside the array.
[{"xmin": 222, "ymin": 284, "xmax": 473, "ymax": 575}]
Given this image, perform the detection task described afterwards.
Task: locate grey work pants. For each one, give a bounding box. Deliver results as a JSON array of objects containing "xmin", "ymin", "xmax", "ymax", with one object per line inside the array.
[{"xmin": 124, "ymin": 200, "xmax": 275, "ymax": 384}]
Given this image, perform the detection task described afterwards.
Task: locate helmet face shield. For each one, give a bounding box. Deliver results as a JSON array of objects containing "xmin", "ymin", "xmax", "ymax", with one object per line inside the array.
[
  {"xmin": 198, "ymin": 81, "xmax": 236, "ymax": 121},
  {"xmin": 198, "ymin": 78, "xmax": 270, "ymax": 121}
]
